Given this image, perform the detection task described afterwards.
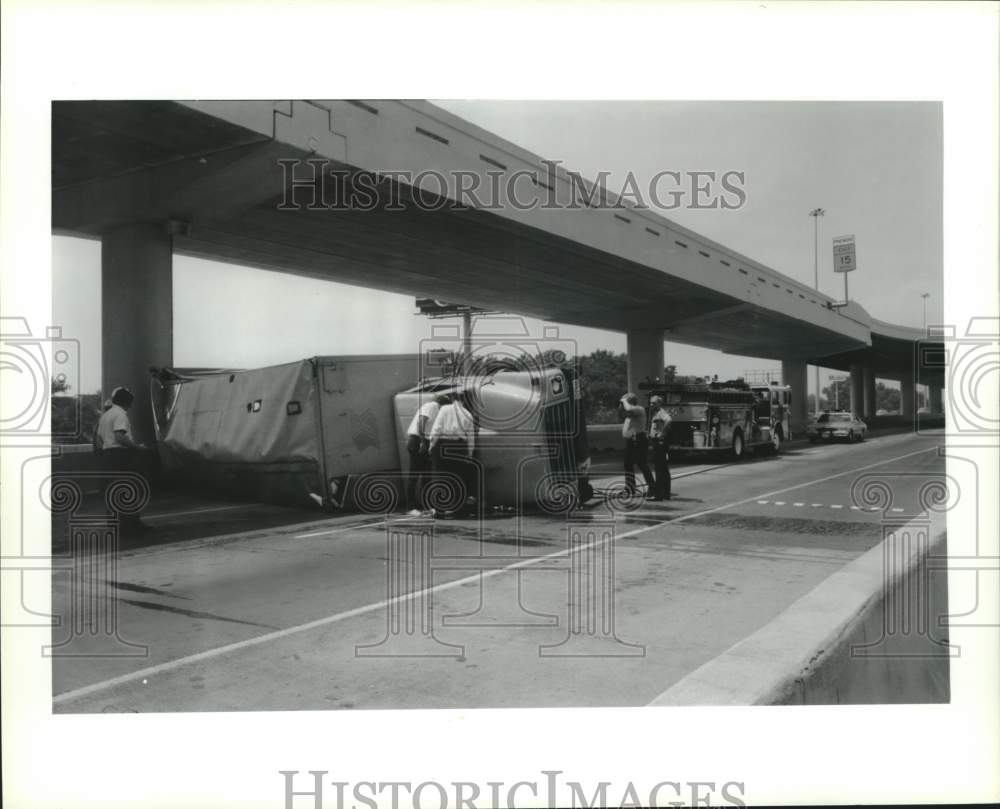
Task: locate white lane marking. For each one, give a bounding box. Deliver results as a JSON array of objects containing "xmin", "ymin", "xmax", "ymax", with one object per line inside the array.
[
  {"xmin": 757, "ymin": 500, "xmax": 769, "ymax": 505},
  {"xmin": 54, "ymin": 516, "xmax": 671, "ymax": 705},
  {"xmin": 850, "ymin": 506, "xmax": 861, "ymax": 511},
  {"xmin": 810, "ymin": 503, "xmax": 823, "ymax": 507},
  {"xmin": 54, "ymin": 443, "xmax": 940, "ymax": 705},
  {"xmin": 793, "ymin": 502, "xmax": 805, "ymax": 507},
  {"xmin": 295, "ymin": 518, "xmax": 388, "ymax": 539},
  {"xmin": 831, "ymin": 505, "xmax": 843, "ymax": 509},
  {"xmin": 890, "ymin": 508, "xmax": 905, "ymax": 513},
  {"xmin": 144, "ymin": 504, "xmax": 249, "ymax": 521}
]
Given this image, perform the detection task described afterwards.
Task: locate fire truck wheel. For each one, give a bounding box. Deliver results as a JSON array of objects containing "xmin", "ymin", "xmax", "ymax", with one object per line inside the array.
[
  {"xmin": 771, "ymin": 428, "xmax": 782, "ymax": 454},
  {"xmin": 732, "ymin": 429, "xmax": 745, "ymax": 460}
]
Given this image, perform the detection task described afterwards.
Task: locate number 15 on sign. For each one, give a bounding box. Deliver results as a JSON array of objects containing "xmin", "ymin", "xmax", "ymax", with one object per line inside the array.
[
  {"xmin": 832, "ymin": 234, "xmax": 857, "ymax": 272},
  {"xmin": 832, "ymin": 234, "xmax": 857, "ymax": 304}
]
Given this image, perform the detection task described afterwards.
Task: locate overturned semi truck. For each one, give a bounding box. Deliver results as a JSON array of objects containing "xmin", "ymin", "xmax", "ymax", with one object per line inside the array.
[
  {"xmin": 151, "ymin": 356, "xmax": 593, "ymax": 511},
  {"xmin": 394, "ymin": 365, "xmax": 594, "ymax": 511}
]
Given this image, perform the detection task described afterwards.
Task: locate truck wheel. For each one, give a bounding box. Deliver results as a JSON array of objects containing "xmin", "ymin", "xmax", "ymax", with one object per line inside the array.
[
  {"xmin": 732, "ymin": 430, "xmax": 745, "ymax": 460},
  {"xmin": 771, "ymin": 428, "xmax": 782, "ymax": 454}
]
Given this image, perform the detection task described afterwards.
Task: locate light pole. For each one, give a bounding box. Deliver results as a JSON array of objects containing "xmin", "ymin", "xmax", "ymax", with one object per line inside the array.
[
  {"xmin": 921, "ymin": 292, "xmax": 930, "ymax": 332},
  {"xmin": 809, "ymin": 208, "xmax": 825, "ymax": 413}
]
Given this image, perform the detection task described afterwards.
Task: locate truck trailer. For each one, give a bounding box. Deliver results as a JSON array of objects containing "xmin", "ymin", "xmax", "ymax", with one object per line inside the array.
[{"xmin": 151, "ymin": 355, "xmax": 419, "ymax": 508}]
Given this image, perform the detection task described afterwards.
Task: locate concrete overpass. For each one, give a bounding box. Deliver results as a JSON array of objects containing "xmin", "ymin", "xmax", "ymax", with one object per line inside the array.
[{"xmin": 51, "ymin": 100, "xmax": 944, "ymax": 441}]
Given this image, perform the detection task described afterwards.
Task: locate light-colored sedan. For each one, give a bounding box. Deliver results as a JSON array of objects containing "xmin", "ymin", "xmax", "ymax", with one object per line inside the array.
[{"xmin": 807, "ymin": 411, "xmax": 868, "ymax": 443}]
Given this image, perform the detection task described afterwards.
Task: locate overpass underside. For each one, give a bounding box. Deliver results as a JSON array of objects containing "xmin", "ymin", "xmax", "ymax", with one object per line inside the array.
[{"xmin": 53, "ymin": 100, "xmax": 867, "ymax": 357}]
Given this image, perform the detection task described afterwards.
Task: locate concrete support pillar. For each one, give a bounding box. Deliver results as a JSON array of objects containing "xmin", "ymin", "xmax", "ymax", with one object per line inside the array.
[
  {"xmin": 899, "ymin": 365, "xmax": 915, "ymax": 418},
  {"xmin": 929, "ymin": 385, "xmax": 943, "ymax": 415},
  {"xmin": 625, "ymin": 329, "xmax": 664, "ymax": 394},
  {"xmin": 101, "ymin": 223, "xmax": 173, "ymax": 445},
  {"xmin": 781, "ymin": 358, "xmax": 809, "ymax": 437},
  {"xmin": 862, "ymin": 366, "xmax": 877, "ymax": 419},
  {"xmin": 849, "ymin": 363, "xmax": 864, "ymax": 416}
]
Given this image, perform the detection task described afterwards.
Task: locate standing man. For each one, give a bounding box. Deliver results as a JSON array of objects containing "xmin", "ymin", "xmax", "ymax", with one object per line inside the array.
[
  {"xmin": 619, "ymin": 392, "xmax": 654, "ymax": 498},
  {"xmin": 405, "ymin": 393, "xmax": 447, "ymax": 516},
  {"xmin": 428, "ymin": 392, "xmax": 476, "ymax": 517},
  {"xmin": 649, "ymin": 395, "xmax": 672, "ymax": 501},
  {"xmin": 94, "ymin": 386, "xmax": 148, "ymax": 530}
]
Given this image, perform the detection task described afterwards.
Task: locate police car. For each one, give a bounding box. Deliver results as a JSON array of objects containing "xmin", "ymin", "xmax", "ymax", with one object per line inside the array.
[{"xmin": 807, "ymin": 411, "xmax": 868, "ymax": 443}]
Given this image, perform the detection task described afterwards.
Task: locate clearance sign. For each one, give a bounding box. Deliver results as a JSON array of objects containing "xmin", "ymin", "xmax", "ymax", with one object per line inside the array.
[{"xmin": 832, "ymin": 234, "xmax": 857, "ymax": 273}]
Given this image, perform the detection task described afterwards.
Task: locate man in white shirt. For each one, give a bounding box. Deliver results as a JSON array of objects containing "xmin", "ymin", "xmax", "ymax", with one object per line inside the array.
[
  {"xmin": 620, "ymin": 392, "xmax": 654, "ymax": 497},
  {"xmin": 649, "ymin": 395, "xmax": 672, "ymax": 500},
  {"xmin": 405, "ymin": 394, "xmax": 447, "ymax": 516},
  {"xmin": 429, "ymin": 392, "xmax": 476, "ymax": 517},
  {"xmin": 95, "ymin": 388, "xmax": 145, "ymax": 453},
  {"xmin": 94, "ymin": 386, "xmax": 149, "ymax": 530}
]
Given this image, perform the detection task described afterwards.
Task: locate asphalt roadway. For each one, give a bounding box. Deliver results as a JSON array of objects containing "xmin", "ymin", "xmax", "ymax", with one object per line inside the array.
[{"xmin": 51, "ymin": 429, "xmax": 946, "ymax": 712}]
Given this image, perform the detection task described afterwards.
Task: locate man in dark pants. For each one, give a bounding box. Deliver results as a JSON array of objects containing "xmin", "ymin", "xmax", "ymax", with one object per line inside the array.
[
  {"xmin": 405, "ymin": 394, "xmax": 447, "ymax": 516},
  {"xmin": 428, "ymin": 392, "xmax": 476, "ymax": 517},
  {"xmin": 649, "ymin": 395, "xmax": 672, "ymax": 500},
  {"xmin": 620, "ymin": 392, "xmax": 654, "ymax": 497}
]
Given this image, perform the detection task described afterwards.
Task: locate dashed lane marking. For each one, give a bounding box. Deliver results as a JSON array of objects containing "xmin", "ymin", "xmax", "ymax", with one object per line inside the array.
[{"xmin": 753, "ymin": 501, "xmax": 910, "ymax": 513}]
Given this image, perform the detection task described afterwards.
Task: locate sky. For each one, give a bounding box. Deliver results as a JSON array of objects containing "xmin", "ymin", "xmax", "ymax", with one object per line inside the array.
[{"xmin": 52, "ymin": 100, "xmax": 943, "ymax": 395}]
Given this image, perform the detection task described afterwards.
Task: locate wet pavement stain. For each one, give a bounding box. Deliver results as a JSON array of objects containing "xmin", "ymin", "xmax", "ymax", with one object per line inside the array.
[
  {"xmin": 683, "ymin": 513, "xmax": 879, "ymax": 537},
  {"xmin": 116, "ymin": 597, "xmax": 280, "ymax": 630},
  {"xmin": 106, "ymin": 580, "xmax": 189, "ymax": 600},
  {"xmin": 429, "ymin": 524, "xmax": 554, "ymax": 547}
]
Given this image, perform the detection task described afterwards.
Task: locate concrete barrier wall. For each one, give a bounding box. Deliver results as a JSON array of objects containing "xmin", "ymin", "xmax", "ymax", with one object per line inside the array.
[
  {"xmin": 589, "ymin": 417, "xmax": 945, "ymax": 454},
  {"xmin": 650, "ymin": 512, "xmax": 950, "ymax": 705},
  {"xmin": 51, "ymin": 447, "xmax": 161, "ymax": 495}
]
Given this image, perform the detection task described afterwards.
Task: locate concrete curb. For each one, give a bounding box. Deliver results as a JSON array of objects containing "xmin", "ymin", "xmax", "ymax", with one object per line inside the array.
[{"xmin": 648, "ymin": 508, "xmax": 950, "ymax": 706}]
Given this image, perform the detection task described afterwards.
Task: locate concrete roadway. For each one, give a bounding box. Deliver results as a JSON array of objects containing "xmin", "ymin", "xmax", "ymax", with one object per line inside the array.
[{"xmin": 51, "ymin": 430, "xmax": 945, "ymax": 712}]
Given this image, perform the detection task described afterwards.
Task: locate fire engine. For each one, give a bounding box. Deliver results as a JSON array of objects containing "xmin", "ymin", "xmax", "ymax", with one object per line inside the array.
[{"xmin": 639, "ymin": 379, "xmax": 794, "ymax": 459}]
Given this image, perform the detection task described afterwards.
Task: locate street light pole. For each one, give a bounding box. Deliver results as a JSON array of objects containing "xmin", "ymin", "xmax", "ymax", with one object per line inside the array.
[
  {"xmin": 921, "ymin": 292, "xmax": 930, "ymax": 332},
  {"xmin": 809, "ymin": 208, "xmax": 825, "ymax": 413}
]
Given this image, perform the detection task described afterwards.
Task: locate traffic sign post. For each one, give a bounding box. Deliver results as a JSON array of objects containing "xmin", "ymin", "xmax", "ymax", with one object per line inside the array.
[
  {"xmin": 832, "ymin": 234, "xmax": 857, "ymax": 304},
  {"xmin": 415, "ymin": 299, "xmax": 492, "ymax": 355}
]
